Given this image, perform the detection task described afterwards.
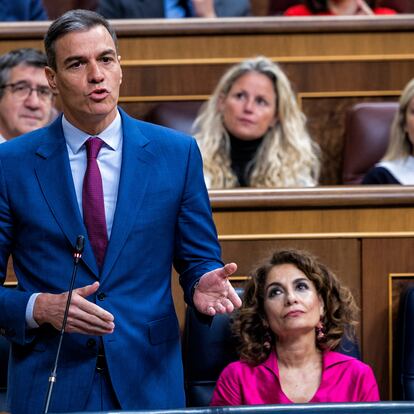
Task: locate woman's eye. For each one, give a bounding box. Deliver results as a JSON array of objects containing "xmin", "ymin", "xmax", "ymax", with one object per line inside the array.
[
  {"xmin": 268, "ymin": 287, "xmax": 282, "ymax": 297},
  {"xmin": 296, "ymin": 282, "xmax": 309, "ymax": 291}
]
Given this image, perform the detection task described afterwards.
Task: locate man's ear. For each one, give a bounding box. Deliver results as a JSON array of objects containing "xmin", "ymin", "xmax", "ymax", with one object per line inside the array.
[
  {"xmin": 118, "ymin": 55, "xmax": 123, "ymax": 85},
  {"xmin": 45, "ymin": 66, "xmax": 58, "ymax": 93}
]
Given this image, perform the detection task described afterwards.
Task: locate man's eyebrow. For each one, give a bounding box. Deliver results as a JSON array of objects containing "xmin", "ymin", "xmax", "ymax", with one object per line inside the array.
[
  {"xmin": 63, "ymin": 49, "xmax": 116, "ymax": 66},
  {"xmin": 63, "ymin": 55, "xmax": 84, "ymax": 66},
  {"xmin": 99, "ymin": 49, "xmax": 117, "ymax": 57}
]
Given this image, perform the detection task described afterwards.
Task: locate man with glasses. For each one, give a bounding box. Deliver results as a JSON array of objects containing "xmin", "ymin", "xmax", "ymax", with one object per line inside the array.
[{"xmin": 0, "ymin": 48, "xmax": 54, "ymax": 142}]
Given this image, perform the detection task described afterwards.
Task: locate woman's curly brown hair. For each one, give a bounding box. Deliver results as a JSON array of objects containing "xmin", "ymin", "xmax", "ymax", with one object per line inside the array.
[{"xmin": 233, "ymin": 249, "xmax": 359, "ymax": 365}]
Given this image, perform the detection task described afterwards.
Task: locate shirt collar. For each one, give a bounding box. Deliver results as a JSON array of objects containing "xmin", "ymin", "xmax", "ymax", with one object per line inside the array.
[
  {"xmin": 62, "ymin": 110, "xmax": 122, "ymax": 154},
  {"xmin": 262, "ymin": 348, "xmax": 353, "ymax": 377},
  {"xmin": 322, "ymin": 349, "xmax": 355, "ymax": 369}
]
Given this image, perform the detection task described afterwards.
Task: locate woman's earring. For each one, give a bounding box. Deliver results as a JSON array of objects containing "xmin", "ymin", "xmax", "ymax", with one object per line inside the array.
[
  {"xmin": 263, "ymin": 322, "xmax": 272, "ymax": 350},
  {"xmin": 316, "ymin": 321, "xmax": 325, "ymax": 341}
]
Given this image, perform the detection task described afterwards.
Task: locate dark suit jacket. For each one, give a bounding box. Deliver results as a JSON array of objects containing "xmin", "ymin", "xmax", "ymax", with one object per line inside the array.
[
  {"xmin": 0, "ymin": 108, "xmax": 222, "ymax": 413},
  {"xmin": 97, "ymin": 0, "xmax": 250, "ymax": 18},
  {"xmin": 0, "ymin": 0, "xmax": 47, "ymax": 21}
]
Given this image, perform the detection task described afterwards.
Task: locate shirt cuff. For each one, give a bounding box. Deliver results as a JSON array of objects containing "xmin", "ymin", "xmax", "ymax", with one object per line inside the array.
[{"xmin": 25, "ymin": 293, "xmax": 41, "ymax": 329}]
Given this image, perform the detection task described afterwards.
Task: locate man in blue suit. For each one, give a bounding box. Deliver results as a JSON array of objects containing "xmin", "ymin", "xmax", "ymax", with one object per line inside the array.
[{"xmin": 0, "ymin": 9, "xmax": 241, "ymax": 414}]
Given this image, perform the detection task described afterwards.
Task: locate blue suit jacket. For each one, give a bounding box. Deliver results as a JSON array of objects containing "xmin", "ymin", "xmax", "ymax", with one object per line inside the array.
[
  {"xmin": 0, "ymin": 109, "xmax": 222, "ymax": 413},
  {"xmin": 0, "ymin": 0, "xmax": 47, "ymax": 21}
]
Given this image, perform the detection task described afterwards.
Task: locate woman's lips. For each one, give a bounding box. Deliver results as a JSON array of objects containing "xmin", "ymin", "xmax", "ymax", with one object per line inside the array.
[
  {"xmin": 284, "ymin": 310, "xmax": 304, "ymax": 318},
  {"xmin": 238, "ymin": 117, "xmax": 255, "ymax": 125}
]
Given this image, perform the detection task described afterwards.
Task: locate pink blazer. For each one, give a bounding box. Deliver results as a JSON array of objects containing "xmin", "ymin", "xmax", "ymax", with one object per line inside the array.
[{"xmin": 211, "ymin": 350, "xmax": 380, "ymax": 406}]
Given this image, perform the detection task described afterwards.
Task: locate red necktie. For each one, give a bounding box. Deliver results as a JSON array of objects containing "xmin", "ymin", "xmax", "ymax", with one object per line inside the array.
[{"xmin": 82, "ymin": 137, "xmax": 108, "ymax": 268}]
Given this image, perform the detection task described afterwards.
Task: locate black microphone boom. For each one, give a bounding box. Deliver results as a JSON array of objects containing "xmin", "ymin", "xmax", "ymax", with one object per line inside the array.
[{"xmin": 43, "ymin": 235, "xmax": 85, "ymax": 414}]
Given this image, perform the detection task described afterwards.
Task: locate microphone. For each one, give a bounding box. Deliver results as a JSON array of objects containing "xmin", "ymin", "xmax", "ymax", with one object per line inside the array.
[{"xmin": 43, "ymin": 235, "xmax": 85, "ymax": 414}]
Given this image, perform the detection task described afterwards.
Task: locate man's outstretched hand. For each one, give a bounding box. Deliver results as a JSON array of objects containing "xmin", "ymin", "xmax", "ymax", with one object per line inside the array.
[{"xmin": 193, "ymin": 263, "xmax": 242, "ymax": 316}]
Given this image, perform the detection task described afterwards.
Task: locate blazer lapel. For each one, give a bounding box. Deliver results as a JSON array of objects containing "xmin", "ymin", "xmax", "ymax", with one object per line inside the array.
[
  {"xmin": 101, "ymin": 112, "xmax": 157, "ymax": 279},
  {"xmin": 34, "ymin": 118, "xmax": 99, "ymax": 277}
]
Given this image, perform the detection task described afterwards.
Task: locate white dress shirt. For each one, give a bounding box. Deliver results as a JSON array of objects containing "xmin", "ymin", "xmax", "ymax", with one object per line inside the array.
[{"xmin": 26, "ymin": 111, "xmax": 123, "ymax": 328}]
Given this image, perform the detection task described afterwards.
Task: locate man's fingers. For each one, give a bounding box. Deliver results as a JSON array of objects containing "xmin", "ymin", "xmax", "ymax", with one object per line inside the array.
[
  {"xmin": 75, "ymin": 281, "xmax": 100, "ymax": 298},
  {"xmin": 65, "ymin": 318, "xmax": 115, "ymax": 335},
  {"xmin": 70, "ymin": 293, "xmax": 114, "ymax": 325},
  {"xmin": 204, "ymin": 296, "xmax": 236, "ymax": 316},
  {"xmin": 66, "ymin": 296, "xmax": 115, "ymax": 334},
  {"xmin": 227, "ymin": 285, "xmax": 242, "ymax": 308},
  {"xmin": 216, "ymin": 262, "xmax": 237, "ymax": 279}
]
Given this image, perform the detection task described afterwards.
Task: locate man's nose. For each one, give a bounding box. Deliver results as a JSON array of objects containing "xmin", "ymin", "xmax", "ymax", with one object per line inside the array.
[
  {"xmin": 24, "ymin": 89, "xmax": 41, "ymax": 108},
  {"xmin": 88, "ymin": 61, "xmax": 104, "ymax": 83}
]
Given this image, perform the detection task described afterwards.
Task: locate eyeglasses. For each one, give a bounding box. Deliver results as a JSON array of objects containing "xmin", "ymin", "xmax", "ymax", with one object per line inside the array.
[{"xmin": 0, "ymin": 82, "xmax": 53, "ymax": 101}]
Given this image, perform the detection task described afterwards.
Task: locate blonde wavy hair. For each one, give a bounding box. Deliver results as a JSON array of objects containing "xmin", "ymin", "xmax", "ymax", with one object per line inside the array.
[
  {"xmin": 193, "ymin": 56, "xmax": 320, "ymax": 188},
  {"xmin": 382, "ymin": 78, "xmax": 414, "ymax": 161},
  {"xmin": 234, "ymin": 249, "xmax": 359, "ymax": 365}
]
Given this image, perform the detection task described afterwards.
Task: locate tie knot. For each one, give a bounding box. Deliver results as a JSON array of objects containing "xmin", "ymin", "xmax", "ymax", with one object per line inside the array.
[{"xmin": 86, "ymin": 137, "xmax": 104, "ymax": 159}]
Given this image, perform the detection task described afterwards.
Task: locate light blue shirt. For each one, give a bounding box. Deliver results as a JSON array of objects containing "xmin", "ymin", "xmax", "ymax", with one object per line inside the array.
[
  {"xmin": 26, "ymin": 111, "xmax": 123, "ymax": 328},
  {"xmin": 63, "ymin": 111, "xmax": 123, "ymax": 237}
]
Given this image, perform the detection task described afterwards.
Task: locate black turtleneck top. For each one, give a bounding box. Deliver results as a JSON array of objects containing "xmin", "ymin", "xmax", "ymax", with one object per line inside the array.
[{"xmin": 229, "ymin": 134, "xmax": 264, "ymax": 187}]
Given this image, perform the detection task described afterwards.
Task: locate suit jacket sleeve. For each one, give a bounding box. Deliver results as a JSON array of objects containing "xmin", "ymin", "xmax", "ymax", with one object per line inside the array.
[
  {"xmin": 0, "ymin": 158, "xmax": 33, "ymax": 345},
  {"xmin": 173, "ymin": 138, "xmax": 223, "ymax": 306}
]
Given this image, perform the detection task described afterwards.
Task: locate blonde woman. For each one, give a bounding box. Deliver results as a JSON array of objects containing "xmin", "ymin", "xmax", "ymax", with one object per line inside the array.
[
  {"xmin": 193, "ymin": 56, "xmax": 320, "ymax": 188},
  {"xmin": 363, "ymin": 79, "xmax": 414, "ymax": 184}
]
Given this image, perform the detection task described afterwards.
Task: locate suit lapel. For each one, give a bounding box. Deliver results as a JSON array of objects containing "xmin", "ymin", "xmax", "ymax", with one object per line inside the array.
[
  {"xmin": 34, "ymin": 117, "xmax": 99, "ymax": 277},
  {"xmin": 101, "ymin": 111, "xmax": 157, "ymax": 279}
]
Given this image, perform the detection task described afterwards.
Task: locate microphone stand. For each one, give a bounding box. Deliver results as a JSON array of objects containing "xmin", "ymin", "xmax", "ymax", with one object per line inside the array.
[{"xmin": 43, "ymin": 235, "xmax": 85, "ymax": 414}]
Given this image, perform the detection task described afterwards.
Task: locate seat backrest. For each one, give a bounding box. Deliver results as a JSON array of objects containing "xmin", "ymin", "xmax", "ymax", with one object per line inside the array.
[
  {"xmin": 342, "ymin": 102, "xmax": 398, "ymax": 184},
  {"xmin": 182, "ymin": 287, "xmax": 360, "ymax": 407},
  {"xmin": 145, "ymin": 101, "xmax": 204, "ymax": 136},
  {"xmin": 394, "ymin": 285, "xmax": 414, "ymax": 400}
]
